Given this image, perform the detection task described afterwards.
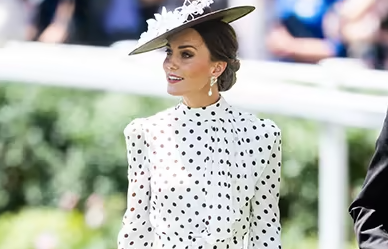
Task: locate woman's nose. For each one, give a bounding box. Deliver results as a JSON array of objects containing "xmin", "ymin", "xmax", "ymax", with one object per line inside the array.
[
  {"xmin": 167, "ymin": 64, "xmax": 178, "ymax": 70},
  {"xmin": 165, "ymin": 57, "xmax": 178, "ymax": 70}
]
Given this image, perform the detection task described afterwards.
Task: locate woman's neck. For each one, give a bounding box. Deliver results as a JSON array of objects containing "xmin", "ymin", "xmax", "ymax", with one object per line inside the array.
[{"xmin": 182, "ymin": 92, "xmax": 221, "ymax": 108}]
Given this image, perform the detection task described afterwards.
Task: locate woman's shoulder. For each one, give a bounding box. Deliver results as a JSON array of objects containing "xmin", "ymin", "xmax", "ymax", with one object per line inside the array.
[
  {"xmin": 237, "ymin": 109, "xmax": 281, "ymax": 137},
  {"xmin": 235, "ymin": 105, "xmax": 280, "ymax": 128},
  {"xmin": 123, "ymin": 117, "xmax": 146, "ymax": 137},
  {"xmin": 123, "ymin": 107, "xmax": 175, "ymax": 135}
]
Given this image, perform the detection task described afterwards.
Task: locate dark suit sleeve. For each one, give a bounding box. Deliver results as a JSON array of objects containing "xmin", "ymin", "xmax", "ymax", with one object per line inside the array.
[{"xmin": 349, "ymin": 111, "xmax": 388, "ymax": 248}]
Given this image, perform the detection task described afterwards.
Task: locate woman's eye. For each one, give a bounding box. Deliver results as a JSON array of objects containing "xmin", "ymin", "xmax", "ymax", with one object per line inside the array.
[
  {"xmin": 182, "ymin": 52, "xmax": 192, "ymax": 58},
  {"xmin": 165, "ymin": 49, "xmax": 172, "ymax": 55}
]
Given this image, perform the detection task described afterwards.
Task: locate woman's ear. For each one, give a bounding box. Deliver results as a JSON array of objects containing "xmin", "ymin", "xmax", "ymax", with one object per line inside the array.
[{"xmin": 211, "ymin": 61, "xmax": 227, "ymax": 78}]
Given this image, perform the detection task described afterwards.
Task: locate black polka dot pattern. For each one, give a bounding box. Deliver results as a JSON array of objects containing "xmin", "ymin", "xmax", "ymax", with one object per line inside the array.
[
  {"xmin": 118, "ymin": 96, "xmax": 282, "ymax": 249},
  {"xmin": 118, "ymin": 119, "xmax": 154, "ymax": 249}
]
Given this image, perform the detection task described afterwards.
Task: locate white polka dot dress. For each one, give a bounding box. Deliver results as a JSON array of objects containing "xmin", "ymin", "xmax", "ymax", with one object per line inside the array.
[{"xmin": 117, "ymin": 96, "xmax": 282, "ymax": 249}]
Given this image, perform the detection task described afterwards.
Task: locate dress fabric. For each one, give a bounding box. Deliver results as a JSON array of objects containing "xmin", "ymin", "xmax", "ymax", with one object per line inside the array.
[{"xmin": 117, "ymin": 96, "xmax": 282, "ymax": 249}]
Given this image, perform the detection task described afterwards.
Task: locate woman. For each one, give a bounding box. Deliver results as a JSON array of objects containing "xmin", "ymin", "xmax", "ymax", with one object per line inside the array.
[{"xmin": 117, "ymin": 1, "xmax": 282, "ymax": 249}]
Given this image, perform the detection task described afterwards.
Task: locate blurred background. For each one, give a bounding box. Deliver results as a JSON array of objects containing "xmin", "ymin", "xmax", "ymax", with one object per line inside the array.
[{"xmin": 0, "ymin": 0, "xmax": 388, "ymax": 248}]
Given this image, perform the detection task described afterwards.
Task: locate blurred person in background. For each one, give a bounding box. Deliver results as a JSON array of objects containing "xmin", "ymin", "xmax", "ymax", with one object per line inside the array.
[
  {"xmin": 117, "ymin": 1, "xmax": 283, "ymax": 249},
  {"xmin": 349, "ymin": 110, "xmax": 388, "ymax": 248},
  {"xmin": 28, "ymin": 0, "xmax": 165, "ymax": 46},
  {"xmin": 26, "ymin": 0, "xmax": 74, "ymax": 43},
  {"xmin": 333, "ymin": 0, "xmax": 388, "ymax": 69},
  {"xmin": 265, "ymin": 0, "xmax": 348, "ymax": 63},
  {"xmin": 70, "ymin": 0, "xmax": 143, "ymax": 46},
  {"xmin": 79, "ymin": 0, "xmax": 165, "ymax": 46}
]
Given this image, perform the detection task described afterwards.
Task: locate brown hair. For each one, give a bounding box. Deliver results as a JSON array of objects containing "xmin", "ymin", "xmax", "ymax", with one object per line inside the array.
[{"xmin": 191, "ymin": 19, "xmax": 241, "ymax": 92}]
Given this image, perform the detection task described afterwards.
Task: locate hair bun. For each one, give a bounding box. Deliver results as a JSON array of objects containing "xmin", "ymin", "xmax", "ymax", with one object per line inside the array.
[
  {"xmin": 229, "ymin": 59, "xmax": 240, "ymax": 72},
  {"xmin": 217, "ymin": 58, "xmax": 240, "ymax": 92}
]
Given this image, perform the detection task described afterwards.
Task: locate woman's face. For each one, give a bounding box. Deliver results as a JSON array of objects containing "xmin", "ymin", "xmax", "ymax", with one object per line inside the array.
[{"xmin": 163, "ymin": 28, "xmax": 218, "ymax": 97}]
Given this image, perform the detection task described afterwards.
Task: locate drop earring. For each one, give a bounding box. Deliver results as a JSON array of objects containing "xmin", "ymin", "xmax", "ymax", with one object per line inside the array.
[{"xmin": 208, "ymin": 76, "xmax": 218, "ymax": 96}]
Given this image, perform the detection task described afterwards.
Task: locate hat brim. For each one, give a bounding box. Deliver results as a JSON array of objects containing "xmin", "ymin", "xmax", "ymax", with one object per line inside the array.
[{"xmin": 128, "ymin": 5, "xmax": 255, "ymax": 56}]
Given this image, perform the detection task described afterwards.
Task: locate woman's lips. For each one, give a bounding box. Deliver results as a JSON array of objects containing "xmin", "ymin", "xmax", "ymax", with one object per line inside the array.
[{"xmin": 167, "ymin": 74, "xmax": 184, "ymax": 84}]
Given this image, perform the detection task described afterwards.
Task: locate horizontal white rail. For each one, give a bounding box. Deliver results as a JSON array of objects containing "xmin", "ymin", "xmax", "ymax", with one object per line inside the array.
[{"xmin": 0, "ymin": 41, "xmax": 386, "ymax": 129}]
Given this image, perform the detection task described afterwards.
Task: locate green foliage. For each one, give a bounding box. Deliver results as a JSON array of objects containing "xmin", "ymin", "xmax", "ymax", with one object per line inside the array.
[
  {"xmin": 0, "ymin": 208, "xmax": 94, "ymax": 249},
  {"xmin": 0, "ymin": 82, "xmax": 377, "ymax": 245},
  {"xmin": 0, "ymin": 194, "xmax": 127, "ymax": 249},
  {"xmin": 0, "ymin": 83, "xmax": 175, "ymax": 212}
]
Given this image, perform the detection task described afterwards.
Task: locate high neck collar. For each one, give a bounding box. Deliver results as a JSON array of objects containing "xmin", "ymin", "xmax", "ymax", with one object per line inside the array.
[{"xmin": 174, "ymin": 95, "xmax": 232, "ymax": 121}]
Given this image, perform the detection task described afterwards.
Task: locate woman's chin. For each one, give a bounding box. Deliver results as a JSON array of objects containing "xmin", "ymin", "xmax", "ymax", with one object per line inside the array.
[{"xmin": 167, "ymin": 86, "xmax": 183, "ymax": 96}]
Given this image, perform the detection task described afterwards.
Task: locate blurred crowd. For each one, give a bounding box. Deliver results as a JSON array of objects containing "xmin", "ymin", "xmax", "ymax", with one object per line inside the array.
[{"xmin": 1, "ymin": 0, "xmax": 388, "ymax": 69}]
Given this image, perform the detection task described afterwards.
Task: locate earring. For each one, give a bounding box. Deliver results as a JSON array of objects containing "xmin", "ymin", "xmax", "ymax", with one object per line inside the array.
[{"xmin": 208, "ymin": 76, "xmax": 218, "ymax": 96}]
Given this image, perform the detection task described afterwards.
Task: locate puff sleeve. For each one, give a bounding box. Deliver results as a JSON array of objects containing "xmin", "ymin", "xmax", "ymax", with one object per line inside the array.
[
  {"xmin": 117, "ymin": 119, "xmax": 154, "ymax": 249},
  {"xmin": 248, "ymin": 123, "xmax": 282, "ymax": 249}
]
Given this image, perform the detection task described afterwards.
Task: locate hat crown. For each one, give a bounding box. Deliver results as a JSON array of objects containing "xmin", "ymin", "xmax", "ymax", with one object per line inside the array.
[{"xmin": 137, "ymin": 0, "xmax": 214, "ymax": 46}]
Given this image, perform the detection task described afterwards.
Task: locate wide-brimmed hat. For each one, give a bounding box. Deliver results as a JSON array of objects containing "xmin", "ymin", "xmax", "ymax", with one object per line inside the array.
[{"xmin": 128, "ymin": 0, "xmax": 255, "ymax": 56}]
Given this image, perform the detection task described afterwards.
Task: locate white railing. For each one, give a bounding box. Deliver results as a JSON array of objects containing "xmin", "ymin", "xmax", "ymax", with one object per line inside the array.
[{"xmin": 1, "ymin": 40, "xmax": 388, "ymax": 249}]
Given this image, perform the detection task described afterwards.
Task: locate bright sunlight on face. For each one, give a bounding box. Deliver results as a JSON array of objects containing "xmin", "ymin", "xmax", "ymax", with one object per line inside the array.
[{"xmin": 163, "ymin": 28, "xmax": 216, "ymax": 97}]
